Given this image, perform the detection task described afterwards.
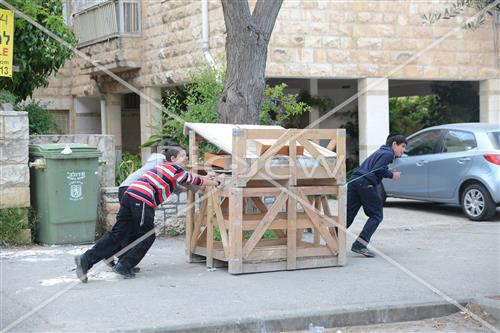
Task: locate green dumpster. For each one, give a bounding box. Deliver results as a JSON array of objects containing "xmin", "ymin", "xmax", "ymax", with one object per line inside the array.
[{"xmin": 29, "ymin": 144, "xmax": 102, "ymax": 245}]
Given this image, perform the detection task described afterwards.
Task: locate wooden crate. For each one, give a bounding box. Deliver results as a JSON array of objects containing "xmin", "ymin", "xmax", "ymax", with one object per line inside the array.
[{"xmin": 185, "ymin": 126, "xmax": 346, "ymax": 274}]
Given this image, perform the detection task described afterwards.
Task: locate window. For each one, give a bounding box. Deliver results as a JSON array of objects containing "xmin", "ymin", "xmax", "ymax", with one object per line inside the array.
[
  {"xmin": 441, "ymin": 130, "xmax": 477, "ymax": 153},
  {"xmin": 406, "ymin": 130, "xmax": 441, "ymax": 156},
  {"xmin": 487, "ymin": 131, "xmax": 500, "ymax": 149}
]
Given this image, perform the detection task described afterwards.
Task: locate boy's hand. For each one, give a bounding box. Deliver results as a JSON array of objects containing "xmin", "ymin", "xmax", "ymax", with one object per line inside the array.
[
  {"xmin": 392, "ymin": 171, "xmax": 401, "ymax": 181},
  {"xmin": 207, "ymin": 172, "xmax": 216, "ymax": 180}
]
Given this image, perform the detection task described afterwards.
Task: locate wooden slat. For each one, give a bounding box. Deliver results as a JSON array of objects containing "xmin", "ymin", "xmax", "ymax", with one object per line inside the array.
[
  {"xmin": 326, "ymin": 138, "xmax": 337, "ymax": 151},
  {"xmin": 287, "ymin": 187, "xmax": 297, "ymax": 270},
  {"xmin": 243, "ymin": 192, "xmax": 288, "ymax": 259},
  {"xmin": 185, "ymin": 130, "xmax": 198, "ymax": 261},
  {"xmin": 244, "ymin": 129, "xmax": 291, "ymax": 181},
  {"xmin": 298, "ymin": 189, "xmax": 338, "ymax": 256},
  {"xmin": 245, "ymin": 128, "xmax": 287, "ymax": 140},
  {"xmin": 313, "ymin": 197, "xmax": 321, "ymax": 246},
  {"xmin": 289, "ymin": 130, "xmax": 297, "ymax": 186},
  {"xmin": 335, "ymin": 129, "xmax": 347, "ymax": 184},
  {"xmin": 337, "ymin": 185, "xmax": 347, "ymax": 265},
  {"xmin": 228, "ymin": 188, "xmax": 243, "ymax": 274},
  {"xmin": 235, "ymin": 212, "xmax": 311, "ymax": 230},
  {"xmin": 212, "ymin": 193, "xmax": 229, "ymax": 260},
  {"xmin": 190, "ymin": 197, "xmax": 208, "ymax": 253},
  {"xmin": 250, "ymin": 197, "xmax": 286, "ymax": 238},
  {"xmin": 206, "ymin": 191, "xmax": 214, "ymax": 268},
  {"xmin": 297, "ymin": 137, "xmax": 335, "ymax": 177},
  {"xmin": 232, "ymin": 129, "xmax": 247, "ymax": 186}
]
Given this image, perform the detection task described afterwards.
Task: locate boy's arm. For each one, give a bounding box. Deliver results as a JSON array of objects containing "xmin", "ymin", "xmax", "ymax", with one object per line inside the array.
[
  {"xmin": 373, "ymin": 153, "xmax": 394, "ymax": 179},
  {"xmin": 176, "ymin": 170, "xmax": 222, "ymax": 187}
]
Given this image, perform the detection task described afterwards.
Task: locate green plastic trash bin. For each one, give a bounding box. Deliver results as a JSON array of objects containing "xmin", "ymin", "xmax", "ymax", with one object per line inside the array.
[{"xmin": 29, "ymin": 143, "xmax": 102, "ymax": 245}]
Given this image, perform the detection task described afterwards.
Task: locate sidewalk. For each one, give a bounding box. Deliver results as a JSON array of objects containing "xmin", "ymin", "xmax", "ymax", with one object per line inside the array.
[{"xmin": 1, "ymin": 201, "xmax": 499, "ymax": 332}]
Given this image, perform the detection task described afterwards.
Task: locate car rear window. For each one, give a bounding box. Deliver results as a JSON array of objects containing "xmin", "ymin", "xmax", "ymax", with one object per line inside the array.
[{"xmin": 488, "ymin": 131, "xmax": 500, "ymax": 149}]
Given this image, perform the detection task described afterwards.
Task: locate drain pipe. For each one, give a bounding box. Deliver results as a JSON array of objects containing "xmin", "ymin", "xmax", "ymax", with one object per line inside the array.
[
  {"xmin": 201, "ymin": 0, "xmax": 217, "ymax": 69},
  {"xmin": 91, "ymin": 79, "xmax": 107, "ymax": 135}
]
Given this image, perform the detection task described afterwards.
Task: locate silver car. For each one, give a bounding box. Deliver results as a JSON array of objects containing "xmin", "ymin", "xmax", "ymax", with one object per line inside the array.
[{"xmin": 381, "ymin": 123, "xmax": 500, "ymax": 221}]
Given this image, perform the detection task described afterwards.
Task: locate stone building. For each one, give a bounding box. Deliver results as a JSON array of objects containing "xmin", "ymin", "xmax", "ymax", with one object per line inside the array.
[{"xmin": 33, "ymin": 0, "xmax": 500, "ymax": 162}]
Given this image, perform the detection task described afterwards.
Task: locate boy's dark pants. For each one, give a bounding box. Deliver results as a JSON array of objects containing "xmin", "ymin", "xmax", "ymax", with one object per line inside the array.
[
  {"xmin": 346, "ymin": 177, "xmax": 383, "ymax": 249},
  {"xmin": 82, "ymin": 194, "xmax": 155, "ymax": 270}
]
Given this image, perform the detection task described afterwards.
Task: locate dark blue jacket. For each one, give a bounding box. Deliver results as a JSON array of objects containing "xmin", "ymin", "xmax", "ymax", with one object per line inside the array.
[{"xmin": 352, "ymin": 145, "xmax": 394, "ymax": 186}]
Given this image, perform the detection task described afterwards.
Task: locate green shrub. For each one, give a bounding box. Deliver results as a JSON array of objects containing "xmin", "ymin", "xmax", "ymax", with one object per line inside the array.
[
  {"xmin": 0, "ymin": 208, "xmax": 29, "ymax": 246},
  {"xmin": 0, "ymin": 90, "xmax": 17, "ymax": 104},
  {"xmin": 213, "ymin": 228, "xmax": 276, "ymax": 241},
  {"xmin": 115, "ymin": 152, "xmax": 142, "ymax": 186},
  {"xmin": 15, "ymin": 101, "xmax": 60, "ymax": 135}
]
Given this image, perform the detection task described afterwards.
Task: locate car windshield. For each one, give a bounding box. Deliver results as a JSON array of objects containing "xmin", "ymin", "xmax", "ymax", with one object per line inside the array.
[{"xmin": 487, "ymin": 131, "xmax": 500, "ymax": 149}]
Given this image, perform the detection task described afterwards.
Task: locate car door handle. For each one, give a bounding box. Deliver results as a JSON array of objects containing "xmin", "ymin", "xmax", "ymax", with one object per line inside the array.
[
  {"xmin": 457, "ymin": 157, "xmax": 471, "ymax": 164},
  {"xmin": 416, "ymin": 160, "xmax": 429, "ymax": 167}
]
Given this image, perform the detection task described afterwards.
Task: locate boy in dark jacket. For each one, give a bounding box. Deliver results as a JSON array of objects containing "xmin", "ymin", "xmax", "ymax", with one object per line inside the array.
[
  {"xmin": 347, "ymin": 134, "xmax": 407, "ymax": 257},
  {"xmin": 75, "ymin": 146, "xmax": 223, "ymax": 282}
]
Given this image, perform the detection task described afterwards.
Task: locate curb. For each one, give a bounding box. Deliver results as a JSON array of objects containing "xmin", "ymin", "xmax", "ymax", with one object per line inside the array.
[{"xmin": 119, "ymin": 299, "xmax": 469, "ymax": 333}]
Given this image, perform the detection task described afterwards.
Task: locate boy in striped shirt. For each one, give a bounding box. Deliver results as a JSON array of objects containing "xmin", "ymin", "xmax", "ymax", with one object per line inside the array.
[{"xmin": 75, "ymin": 146, "xmax": 223, "ymax": 281}]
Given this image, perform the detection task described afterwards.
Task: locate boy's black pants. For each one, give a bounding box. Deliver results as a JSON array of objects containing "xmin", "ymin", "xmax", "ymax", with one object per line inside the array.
[
  {"xmin": 346, "ymin": 177, "xmax": 383, "ymax": 249},
  {"xmin": 82, "ymin": 194, "xmax": 155, "ymax": 270}
]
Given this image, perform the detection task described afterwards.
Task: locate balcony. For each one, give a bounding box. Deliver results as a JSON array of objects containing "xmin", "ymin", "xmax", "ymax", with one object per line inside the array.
[{"xmin": 72, "ymin": 0, "xmax": 142, "ymax": 74}]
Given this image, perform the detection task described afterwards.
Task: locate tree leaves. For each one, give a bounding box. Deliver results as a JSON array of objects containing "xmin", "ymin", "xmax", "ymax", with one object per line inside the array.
[{"xmin": 0, "ymin": 0, "xmax": 76, "ymax": 101}]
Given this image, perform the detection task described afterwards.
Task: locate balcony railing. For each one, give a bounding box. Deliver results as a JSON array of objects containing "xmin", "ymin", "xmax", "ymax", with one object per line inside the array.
[{"xmin": 73, "ymin": 0, "xmax": 140, "ymax": 47}]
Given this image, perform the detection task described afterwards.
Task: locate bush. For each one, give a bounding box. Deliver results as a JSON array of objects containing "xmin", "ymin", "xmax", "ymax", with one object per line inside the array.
[
  {"xmin": 0, "ymin": 90, "xmax": 17, "ymax": 104},
  {"xmin": 15, "ymin": 100, "xmax": 60, "ymax": 135},
  {"xmin": 0, "ymin": 208, "xmax": 29, "ymax": 246},
  {"xmin": 115, "ymin": 152, "xmax": 142, "ymax": 186}
]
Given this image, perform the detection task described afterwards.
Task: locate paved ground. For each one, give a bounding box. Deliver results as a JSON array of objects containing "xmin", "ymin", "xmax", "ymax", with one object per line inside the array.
[
  {"xmin": 291, "ymin": 310, "xmax": 499, "ymax": 333},
  {"xmin": 1, "ymin": 200, "xmax": 499, "ymax": 332}
]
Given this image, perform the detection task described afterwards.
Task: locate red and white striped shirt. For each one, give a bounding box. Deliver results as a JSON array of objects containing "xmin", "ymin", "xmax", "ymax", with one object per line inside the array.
[{"xmin": 126, "ymin": 163, "xmax": 204, "ymax": 208}]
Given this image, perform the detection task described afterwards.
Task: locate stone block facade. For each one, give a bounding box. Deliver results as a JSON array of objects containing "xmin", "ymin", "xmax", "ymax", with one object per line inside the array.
[
  {"xmin": 0, "ymin": 110, "xmax": 30, "ymax": 209},
  {"xmin": 33, "ymin": 1, "xmax": 499, "ymax": 103}
]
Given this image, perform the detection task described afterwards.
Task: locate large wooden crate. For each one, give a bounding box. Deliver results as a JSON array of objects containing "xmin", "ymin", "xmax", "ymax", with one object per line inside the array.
[{"xmin": 184, "ymin": 124, "xmax": 346, "ymax": 274}]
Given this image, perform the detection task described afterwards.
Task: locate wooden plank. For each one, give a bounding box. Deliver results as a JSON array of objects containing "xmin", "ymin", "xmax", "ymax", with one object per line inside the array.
[
  {"xmin": 245, "ymin": 128, "xmax": 287, "ymax": 140},
  {"xmin": 289, "ymin": 130, "xmax": 297, "ymax": 186},
  {"xmin": 297, "ymin": 137, "xmax": 335, "ymax": 177},
  {"xmin": 238, "ymin": 256, "xmax": 341, "ymax": 274},
  {"xmin": 287, "ymin": 187, "xmax": 297, "ymax": 270},
  {"xmin": 190, "ymin": 196, "xmax": 208, "ymax": 253},
  {"xmin": 232, "ymin": 129, "xmax": 247, "ymax": 187},
  {"xmin": 244, "ymin": 129, "xmax": 291, "ymax": 181},
  {"xmin": 326, "ymin": 138, "xmax": 337, "ymax": 151},
  {"xmin": 301, "ymin": 186, "xmax": 339, "ymax": 196},
  {"xmin": 250, "ymin": 197, "xmax": 287, "ymax": 239},
  {"xmin": 206, "ymin": 191, "xmax": 214, "ymax": 268},
  {"xmin": 242, "ymin": 191, "xmax": 288, "ymax": 259},
  {"xmin": 228, "ymin": 188, "xmax": 243, "ymax": 274},
  {"xmin": 313, "ymin": 197, "xmax": 321, "ymax": 246},
  {"xmin": 252, "ymin": 138, "xmax": 304, "ymax": 156},
  {"xmin": 212, "ymin": 193, "xmax": 229, "ymax": 259},
  {"xmin": 185, "ymin": 130, "xmax": 198, "ymax": 262},
  {"xmin": 204, "ymin": 152, "xmax": 231, "ymax": 169},
  {"xmin": 337, "ymin": 185, "xmax": 347, "ymax": 265},
  {"xmin": 238, "ymin": 213, "xmax": 311, "ymax": 230},
  {"xmin": 298, "ymin": 189, "xmax": 338, "ymax": 256},
  {"xmin": 335, "ymin": 129, "xmax": 347, "ymax": 184}
]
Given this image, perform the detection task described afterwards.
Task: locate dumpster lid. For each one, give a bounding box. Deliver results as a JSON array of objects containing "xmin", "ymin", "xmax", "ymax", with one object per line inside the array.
[{"xmin": 29, "ymin": 143, "xmax": 102, "ymax": 159}]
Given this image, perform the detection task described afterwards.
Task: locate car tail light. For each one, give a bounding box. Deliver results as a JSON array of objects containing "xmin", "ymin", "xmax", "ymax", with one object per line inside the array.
[{"xmin": 484, "ymin": 154, "xmax": 500, "ymax": 165}]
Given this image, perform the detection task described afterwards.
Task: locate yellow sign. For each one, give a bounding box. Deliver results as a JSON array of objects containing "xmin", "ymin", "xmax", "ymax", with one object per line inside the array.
[{"xmin": 0, "ymin": 9, "xmax": 14, "ymax": 77}]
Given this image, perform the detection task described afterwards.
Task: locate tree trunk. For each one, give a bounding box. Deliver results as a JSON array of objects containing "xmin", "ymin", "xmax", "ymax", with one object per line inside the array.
[{"xmin": 218, "ymin": 0, "xmax": 283, "ymax": 124}]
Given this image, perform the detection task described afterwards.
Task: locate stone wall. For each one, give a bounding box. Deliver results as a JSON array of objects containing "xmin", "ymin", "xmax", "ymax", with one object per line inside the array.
[
  {"xmin": 0, "ymin": 109, "xmax": 30, "ymax": 209},
  {"xmin": 29, "ymin": 135, "xmax": 115, "ymax": 188}
]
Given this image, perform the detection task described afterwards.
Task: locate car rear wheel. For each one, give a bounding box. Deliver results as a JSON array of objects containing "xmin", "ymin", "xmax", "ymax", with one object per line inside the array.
[{"xmin": 461, "ymin": 183, "xmax": 496, "ymax": 221}]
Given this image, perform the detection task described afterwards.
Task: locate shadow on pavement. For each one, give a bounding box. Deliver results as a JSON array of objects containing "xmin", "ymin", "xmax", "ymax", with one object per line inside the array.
[{"xmin": 384, "ymin": 200, "xmax": 500, "ymax": 222}]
